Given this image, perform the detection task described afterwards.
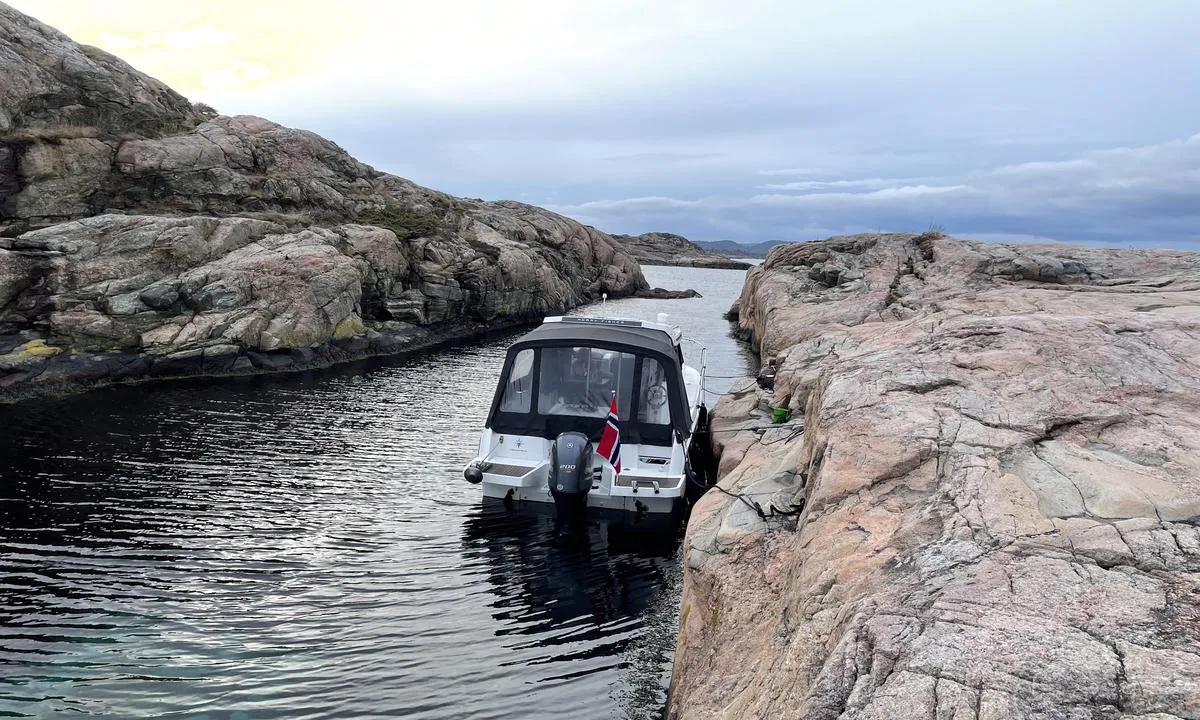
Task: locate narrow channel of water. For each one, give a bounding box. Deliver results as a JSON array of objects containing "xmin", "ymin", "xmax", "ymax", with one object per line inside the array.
[{"xmin": 0, "ymin": 265, "xmax": 755, "ymax": 719}]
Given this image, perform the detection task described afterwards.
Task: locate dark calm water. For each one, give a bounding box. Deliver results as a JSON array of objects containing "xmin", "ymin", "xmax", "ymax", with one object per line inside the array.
[{"xmin": 0, "ymin": 265, "xmax": 754, "ymax": 720}]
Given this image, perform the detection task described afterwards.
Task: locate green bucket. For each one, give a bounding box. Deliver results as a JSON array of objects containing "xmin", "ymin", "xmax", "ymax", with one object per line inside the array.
[{"xmin": 771, "ymin": 406, "xmax": 790, "ymax": 424}]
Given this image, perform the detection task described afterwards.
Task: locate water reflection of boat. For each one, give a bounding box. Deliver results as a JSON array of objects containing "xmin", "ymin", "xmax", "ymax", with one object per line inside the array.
[
  {"xmin": 460, "ymin": 501, "xmax": 681, "ymax": 715},
  {"xmin": 461, "ymin": 500, "xmax": 680, "ymax": 630},
  {"xmin": 463, "ymin": 314, "xmax": 715, "ymax": 533}
]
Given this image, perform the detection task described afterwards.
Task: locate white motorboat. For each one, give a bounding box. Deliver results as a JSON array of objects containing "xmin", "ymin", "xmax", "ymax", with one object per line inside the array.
[{"xmin": 463, "ymin": 314, "xmax": 712, "ymax": 531}]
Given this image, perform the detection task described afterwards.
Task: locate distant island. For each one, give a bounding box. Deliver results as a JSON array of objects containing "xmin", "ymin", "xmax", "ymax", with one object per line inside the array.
[
  {"xmin": 692, "ymin": 239, "xmax": 786, "ymax": 259},
  {"xmin": 612, "ymin": 232, "xmax": 752, "ymax": 269}
]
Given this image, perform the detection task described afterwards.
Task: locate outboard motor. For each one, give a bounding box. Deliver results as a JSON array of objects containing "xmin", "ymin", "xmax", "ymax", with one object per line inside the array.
[{"xmin": 549, "ymin": 431, "xmax": 593, "ymax": 537}]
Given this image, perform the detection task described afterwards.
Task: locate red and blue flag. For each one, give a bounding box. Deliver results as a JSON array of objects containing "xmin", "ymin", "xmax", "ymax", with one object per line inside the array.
[{"xmin": 597, "ymin": 396, "xmax": 622, "ymax": 473}]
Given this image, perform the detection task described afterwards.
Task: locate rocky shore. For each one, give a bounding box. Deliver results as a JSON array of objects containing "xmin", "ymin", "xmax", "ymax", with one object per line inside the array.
[
  {"xmin": 670, "ymin": 233, "xmax": 1200, "ymax": 718},
  {"xmin": 614, "ymin": 232, "xmax": 752, "ymax": 270},
  {"xmin": 0, "ymin": 4, "xmax": 656, "ymax": 401}
]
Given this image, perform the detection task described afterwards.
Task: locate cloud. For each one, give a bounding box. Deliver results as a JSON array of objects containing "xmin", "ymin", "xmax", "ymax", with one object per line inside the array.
[
  {"xmin": 201, "ymin": 62, "xmax": 271, "ymax": 91},
  {"xmin": 14, "ymin": 0, "xmax": 1199, "ymax": 249},
  {"xmin": 95, "ymin": 32, "xmax": 140, "ymax": 49},
  {"xmin": 750, "ymin": 185, "xmax": 973, "ymax": 206},
  {"xmin": 758, "ymin": 177, "xmax": 931, "ymax": 192},
  {"xmin": 165, "ymin": 27, "xmax": 236, "ymax": 50},
  {"xmin": 757, "ymin": 168, "xmax": 821, "ymax": 177},
  {"xmin": 549, "ymin": 196, "xmax": 705, "ymax": 213},
  {"xmin": 537, "ymin": 134, "xmax": 1200, "ymax": 248},
  {"xmin": 600, "ymin": 152, "xmax": 725, "ymax": 163},
  {"xmin": 979, "ymin": 134, "xmax": 1200, "ymax": 212}
]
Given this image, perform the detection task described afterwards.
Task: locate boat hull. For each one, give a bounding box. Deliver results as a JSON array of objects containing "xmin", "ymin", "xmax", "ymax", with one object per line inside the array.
[{"xmin": 481, "ymin": 478, "xmax": 679, "ymax": 514}]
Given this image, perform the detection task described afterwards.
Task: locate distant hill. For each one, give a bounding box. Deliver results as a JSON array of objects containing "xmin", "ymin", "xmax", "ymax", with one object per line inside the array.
[{"xmin": 693, "ymin": 240, "xmax": 788, "ymax": 259}]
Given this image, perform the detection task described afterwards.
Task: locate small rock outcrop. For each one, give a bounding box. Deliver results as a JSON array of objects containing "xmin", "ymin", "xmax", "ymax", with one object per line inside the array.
[
  {"xmin": 637, "ymin": 287, "xmax": 702, "ymax": 300},
  {"xmin": 614, "ymin": 232, "xmax": 752, "ymax": 270},
  {"xmin": 670, "ymin": 233, "xmax": 1200, "ymax": 719},
  {"xmin": 0, "ymin": 3, "xmax": 648, "ymax": 400}
]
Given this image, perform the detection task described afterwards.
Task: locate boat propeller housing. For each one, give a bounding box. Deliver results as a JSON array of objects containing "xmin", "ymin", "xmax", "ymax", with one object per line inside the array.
[{"xmin": 548, "ymin": 431, "xmax": 593, "ymax": 535}]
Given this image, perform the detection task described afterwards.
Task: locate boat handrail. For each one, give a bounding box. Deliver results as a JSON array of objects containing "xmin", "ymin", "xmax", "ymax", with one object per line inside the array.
[{"xmin": 682, "ymin": 337, "xmax": 708, "ymax": 406}]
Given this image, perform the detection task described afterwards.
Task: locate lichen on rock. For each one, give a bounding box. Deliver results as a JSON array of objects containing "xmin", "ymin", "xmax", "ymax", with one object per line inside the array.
[{"xmin": 0, "ymin": 338, "xmax": 61, "ymax": 367}]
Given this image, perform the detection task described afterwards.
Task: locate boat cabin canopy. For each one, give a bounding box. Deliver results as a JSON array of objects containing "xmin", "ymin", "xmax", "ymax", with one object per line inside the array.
[{"xmin": 486, "ymin": 318, "xmax": 690, "ymax": 446}]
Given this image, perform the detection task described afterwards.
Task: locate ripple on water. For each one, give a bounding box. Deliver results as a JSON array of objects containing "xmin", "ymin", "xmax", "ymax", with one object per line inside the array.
[{"xmin": 0, "ymin": 265, "xmax": 754, "ymax": 719}]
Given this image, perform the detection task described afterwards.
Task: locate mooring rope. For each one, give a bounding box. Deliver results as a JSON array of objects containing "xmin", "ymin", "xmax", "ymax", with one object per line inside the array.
[
  {"xmin": 687, "ymin": 471, "xmax": 806, "ymax": 519},
  {"xmin": 706, "ymin": 422, "xmax": 803, "ymax": 435}
]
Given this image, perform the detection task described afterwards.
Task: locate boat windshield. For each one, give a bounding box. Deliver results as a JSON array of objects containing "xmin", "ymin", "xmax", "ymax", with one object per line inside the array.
[
  {"xmin": 490, "ymin": 342, "xmax": 682, "ymax": 443},
  {"xmin": 498, "ymin": 349, "xmax": 535, "ymax": 413},
  {"xmin": 537, "ymin": 346, "xmax": 635, "ymax": 418},
  {"xmin": 637, "ymin": 357, "xmax": 671, "ymax": 425}
]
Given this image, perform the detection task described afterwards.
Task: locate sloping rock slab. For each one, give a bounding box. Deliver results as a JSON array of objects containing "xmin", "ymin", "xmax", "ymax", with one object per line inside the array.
[{"xmin": 669, "ymin": 233, "xmax": 1200, "ymax": 719}]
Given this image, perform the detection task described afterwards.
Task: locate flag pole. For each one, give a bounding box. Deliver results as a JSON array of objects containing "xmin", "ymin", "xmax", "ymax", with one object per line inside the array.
[
  {"xmin": 611, "ymin": 388, "xmax": 619, "ymax": 475},
  {"xmin": 613, "ymin": 389, "xmax": 618, "ymax": 476}
]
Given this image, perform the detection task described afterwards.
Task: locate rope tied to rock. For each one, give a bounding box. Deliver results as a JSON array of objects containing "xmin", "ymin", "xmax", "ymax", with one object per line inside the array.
[
  {"xmin": 705, "ymin": 422, "xmax": 804, "ymax": 440},
  {"xmin": 687, "ymin": 466, "xmax": 806, "ymax": 521}
]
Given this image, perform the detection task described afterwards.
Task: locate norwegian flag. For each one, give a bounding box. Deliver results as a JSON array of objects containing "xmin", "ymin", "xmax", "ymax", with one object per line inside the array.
[{"xmin": 597, "ymin": 395, "xmax": 622, "ymax": 473}]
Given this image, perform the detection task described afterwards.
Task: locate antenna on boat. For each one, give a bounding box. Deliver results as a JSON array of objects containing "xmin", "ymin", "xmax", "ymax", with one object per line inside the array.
[{"xmin": 601, "ymin": 293, "xmax": 608, "ymax": 318}]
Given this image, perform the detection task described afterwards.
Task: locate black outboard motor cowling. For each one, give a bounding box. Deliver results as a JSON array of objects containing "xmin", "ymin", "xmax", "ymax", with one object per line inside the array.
[{"xmin": 549, "ymin": 431, "xmax": 593, "ymax": 536}]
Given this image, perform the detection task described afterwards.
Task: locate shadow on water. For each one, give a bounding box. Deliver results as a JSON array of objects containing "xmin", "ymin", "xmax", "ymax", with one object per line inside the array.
[{"xmin": 463, "ymin": 501, "xmax": 681, "ymax": 628}]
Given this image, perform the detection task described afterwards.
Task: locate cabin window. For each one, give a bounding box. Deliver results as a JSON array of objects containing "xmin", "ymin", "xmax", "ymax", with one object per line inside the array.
[
  {"xmin": 637, "ymin": 357, "xmax": 671, "ymax": 425},
  {"xmin": 538, "ymin": 347, "xmax": 634, "ymax": 417},
  {"xmin": 499, "ymin": 349, "xmax": 534, "ymax": 413}
]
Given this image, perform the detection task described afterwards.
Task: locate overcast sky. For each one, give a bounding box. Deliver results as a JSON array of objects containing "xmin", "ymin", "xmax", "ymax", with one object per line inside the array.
[{"xmin": 14, "ymin": 0, "xmax": 1200, "ymax": 248}]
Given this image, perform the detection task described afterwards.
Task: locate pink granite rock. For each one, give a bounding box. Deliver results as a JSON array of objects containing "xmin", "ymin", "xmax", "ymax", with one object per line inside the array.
[{"xmin": 671, "ymin": 232, "xmax": 1200, "ymax": 719}]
